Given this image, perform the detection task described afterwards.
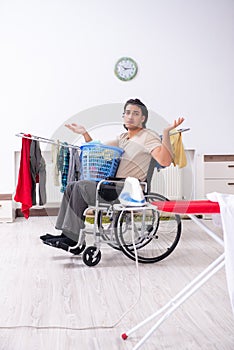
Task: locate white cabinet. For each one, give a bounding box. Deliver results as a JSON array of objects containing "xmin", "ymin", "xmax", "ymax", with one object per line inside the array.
[
  {"xmin": 204, "ymin": 155, "xmax": 234, "ymax": 196},
  {"xmin": 0, "ymin": 194, "xmax": 15, "ymax": 223}
]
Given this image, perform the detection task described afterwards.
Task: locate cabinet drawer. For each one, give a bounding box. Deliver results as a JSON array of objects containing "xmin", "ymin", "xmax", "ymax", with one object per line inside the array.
[
  {"xmin": 204, "ymin": 162, "xmax": 234, "ymax": 179},
  {"xmin": 0, "ymin": 200, "xmax": 14, "ymax": 222},
  {"xmin": 204, "ymin": 179, "xmax": 234, "ymax": 195}
]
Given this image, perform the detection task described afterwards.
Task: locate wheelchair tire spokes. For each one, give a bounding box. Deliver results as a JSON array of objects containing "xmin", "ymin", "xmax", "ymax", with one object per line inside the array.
[
  {"xmin": 114, "ymin": 193, "xmax": 182, "ymax": 264},
  {"xmin": 117, "ymin": 211, "xmax": 159, "ymax": 249}
]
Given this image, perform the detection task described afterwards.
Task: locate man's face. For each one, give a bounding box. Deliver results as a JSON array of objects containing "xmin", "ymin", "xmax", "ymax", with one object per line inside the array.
[{"xmin": 123, "ymin": 104, "xmax": 145, "ymax": 130}]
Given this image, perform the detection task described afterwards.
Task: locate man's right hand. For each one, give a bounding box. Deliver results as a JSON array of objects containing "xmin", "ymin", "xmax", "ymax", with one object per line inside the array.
[{"xmin": 65, "ymin": 123, "xmax": 87, "ymax": 135}]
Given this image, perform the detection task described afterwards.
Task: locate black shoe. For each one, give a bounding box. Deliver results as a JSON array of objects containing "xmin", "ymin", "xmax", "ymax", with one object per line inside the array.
[
  {"xmin": 40, "ymin": 233, "xmax": 65, "ymax": 241},
  {"xmin": 43, "ymin": 236, "xmax": 74, "ymax": 246},
  {"xmin": 43, "ymin": 236, "xmax": 86, "ymax": 255}
]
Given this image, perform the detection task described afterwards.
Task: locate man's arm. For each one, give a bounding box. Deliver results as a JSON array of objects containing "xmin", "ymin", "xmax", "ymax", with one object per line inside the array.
[
  {"xmin": 65, "ymin": 123, "xmax": 92, "ymax": 142},
  {"xmin": 151, "ymin": 117, "xmax": 184, "ymax": 167},
  {"xmin": 65, "ymin": 123, "xmax": 119, "ymax": 146}
]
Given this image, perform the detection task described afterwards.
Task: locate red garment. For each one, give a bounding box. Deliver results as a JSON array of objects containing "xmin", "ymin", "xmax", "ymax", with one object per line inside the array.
[{"xmin": 14, "ymin": 135, "xmax": 32, "ymax": 219}]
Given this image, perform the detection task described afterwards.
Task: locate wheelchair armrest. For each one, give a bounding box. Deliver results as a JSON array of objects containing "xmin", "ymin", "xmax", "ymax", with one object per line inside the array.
[{"xmin": 105, "ymin": 177, "xmax": 126, "ymax": 181}]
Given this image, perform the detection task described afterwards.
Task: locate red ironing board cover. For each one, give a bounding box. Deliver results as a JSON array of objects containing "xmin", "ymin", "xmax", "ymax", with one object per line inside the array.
[{"xmin": 152, "ymin": 200, "xmax": 220, "ymax": 214}]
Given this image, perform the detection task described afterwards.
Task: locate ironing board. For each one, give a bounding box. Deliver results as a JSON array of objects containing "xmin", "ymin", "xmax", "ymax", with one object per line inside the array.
[{"xmin": 121, "ymin": 199, "xmax": 226, "ymax": 350}]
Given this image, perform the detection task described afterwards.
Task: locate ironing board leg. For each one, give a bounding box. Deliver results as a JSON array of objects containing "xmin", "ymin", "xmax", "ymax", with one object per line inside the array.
[
  {"xmin": 188, "ymin": 214, "xmax": 224, "ymax": 247},
  {"xmin": 122, "ymin": 253, "xmax": 225, "ymax": 349}
]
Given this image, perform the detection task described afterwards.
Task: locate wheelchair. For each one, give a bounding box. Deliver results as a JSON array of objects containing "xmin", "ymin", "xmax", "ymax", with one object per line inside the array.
[{"xmin": 75, "ymin": 159, "xmax": 182, "ymax": 267}]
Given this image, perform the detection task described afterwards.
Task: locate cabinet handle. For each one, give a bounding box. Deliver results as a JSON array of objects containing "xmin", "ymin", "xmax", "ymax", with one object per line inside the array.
[
  {"xmin": 228, "ymin": 183, "xmax": 234, "ymax": 186},
  {"xmin": 228, "ymin": 165, "xmax": 234, "ymax": 168}
]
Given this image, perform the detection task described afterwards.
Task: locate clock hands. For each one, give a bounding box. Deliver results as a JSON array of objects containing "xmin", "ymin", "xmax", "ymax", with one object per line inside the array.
[{"xmin": 122, "ymin": 66, "xmax": 132, "ymax": 70}]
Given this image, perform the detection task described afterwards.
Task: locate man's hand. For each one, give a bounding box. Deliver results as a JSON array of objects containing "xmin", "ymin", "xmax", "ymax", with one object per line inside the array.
[
  {"xmin": 166, "ymin": 117, "xmax": 185, "ymax": 132},
  {"xmin": 65, "ymin": 123, "xmax": 87, "ymax": 135}
]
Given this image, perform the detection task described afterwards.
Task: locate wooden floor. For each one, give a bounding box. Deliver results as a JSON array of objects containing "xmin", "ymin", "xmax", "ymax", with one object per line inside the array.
[{"xmin": 0, "ymin": 216, "xmax": 233, "ymax": 350}]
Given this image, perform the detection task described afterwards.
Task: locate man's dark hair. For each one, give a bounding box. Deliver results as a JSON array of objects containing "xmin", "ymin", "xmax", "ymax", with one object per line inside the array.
[{"xmin": 123, "ymin": 98, "xmax": 148, "ymax": 128}]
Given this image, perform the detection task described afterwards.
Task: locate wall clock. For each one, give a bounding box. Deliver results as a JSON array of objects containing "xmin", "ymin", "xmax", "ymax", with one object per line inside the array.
[{"xmin": 114, "ymin": 57, "xmax": 138, "ymax": 81}]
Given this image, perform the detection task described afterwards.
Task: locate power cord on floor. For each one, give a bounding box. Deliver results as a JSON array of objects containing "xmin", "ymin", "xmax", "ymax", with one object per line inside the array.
[{"xmin": 0, "ymin": 211, "xmax": 141, "ymax": 331}]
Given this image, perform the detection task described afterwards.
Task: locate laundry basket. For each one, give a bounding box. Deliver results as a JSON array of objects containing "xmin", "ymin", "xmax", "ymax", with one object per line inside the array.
[{"xmin": 80, "ymin": 142, "xmax": 124, "ymax": 181}]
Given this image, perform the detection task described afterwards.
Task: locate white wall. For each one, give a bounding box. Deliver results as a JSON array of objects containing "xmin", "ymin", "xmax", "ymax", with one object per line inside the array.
[{"xmin": 0, "ymin": 0, "xmax": 234, "ymax": 193}]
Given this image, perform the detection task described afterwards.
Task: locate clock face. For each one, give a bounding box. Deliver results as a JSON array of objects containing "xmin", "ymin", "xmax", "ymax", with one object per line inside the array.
[{"xmin": 114, "ymin": 57, "xmax": 138, "ymax": 81}]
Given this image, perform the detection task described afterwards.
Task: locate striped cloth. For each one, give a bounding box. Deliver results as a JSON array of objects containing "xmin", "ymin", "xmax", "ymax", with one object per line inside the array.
[{"xmin": 58, "ymin": 143, "xmax": 70, "ymax": 193}]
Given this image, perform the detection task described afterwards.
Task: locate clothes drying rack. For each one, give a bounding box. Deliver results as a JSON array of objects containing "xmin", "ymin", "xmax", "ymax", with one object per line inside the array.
[
  {"xmin": 15, "ymin": 132, "xmax": 80, "ymax": 149},
  {"xmin": 16, "ymin": 128, "xmax": 190, "ymax": 149},
  {"xmin": 121, "ymin": 200, "xmax": 226, "ymax": 350}
]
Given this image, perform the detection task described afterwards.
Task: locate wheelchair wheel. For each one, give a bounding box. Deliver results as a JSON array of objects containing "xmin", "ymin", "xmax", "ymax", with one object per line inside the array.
[
  {"xmin": 115, "ymin": 193, "xmax": 182, "ymax": 263},
  {"xmin": 82, "ymin": 246, "xmax": 102, "ymax": 267}
]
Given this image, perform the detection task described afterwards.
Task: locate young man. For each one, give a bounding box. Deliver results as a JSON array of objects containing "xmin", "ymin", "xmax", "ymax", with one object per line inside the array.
[{"xmin": 41, "ymin": 98, "xmax": 184, "ymax": 253}]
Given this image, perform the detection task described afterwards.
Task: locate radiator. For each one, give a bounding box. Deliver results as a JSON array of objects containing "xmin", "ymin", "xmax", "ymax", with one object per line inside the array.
[{"xmin": 150, "ymin": 164, "xmax": 182, "ymax": 200}]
